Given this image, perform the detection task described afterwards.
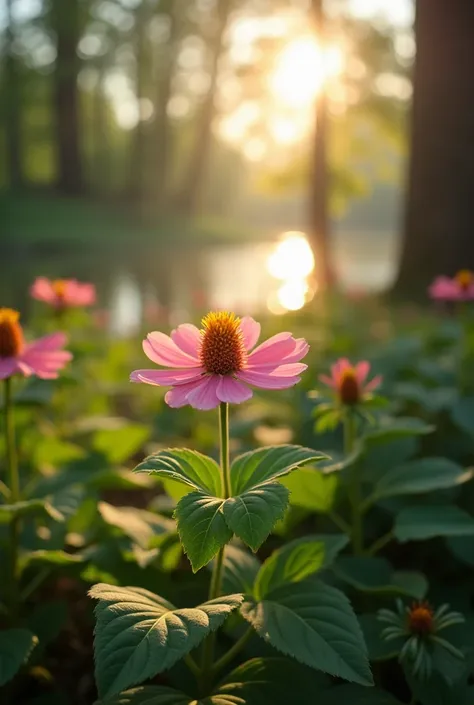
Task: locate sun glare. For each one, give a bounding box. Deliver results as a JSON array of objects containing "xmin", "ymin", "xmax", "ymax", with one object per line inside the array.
[
  {"xmin": 269, "ymin": 36, "xmax": 343, "ymax": 109},
  {"xmin": 267, "ymin": 232, "xmax": 315, "ymax": 312}
]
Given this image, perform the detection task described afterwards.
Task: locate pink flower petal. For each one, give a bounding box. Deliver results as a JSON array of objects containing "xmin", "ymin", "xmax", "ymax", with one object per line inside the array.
[
  {"xmin": 144, "ymin": 332, "xmax": 199, "ymax": 368},
  {"xmin": 237, "ymin": 369, "xmax": 301, "ymax": 390},
  {"xmin": 130, "ymin": 367, "xmax": 204, "ymax": 386},
  {"xmin": 247, "ymin": 332, "xmax": 297, "ymax": 367},
  {"xmin": 164, "ymin": 380, "xmax": 203, "ymax": 408},
  {"xmin": 0, "ymin": 358, "xmax": 19, "ymax": 380},
  {"xmin": 319, "ymin": 374, "xmax": 336, "ymax": 388},
  {"xmin": 331, "ymin": 358, "xmax": 352, "ymax": 384},
  {"xmin": 185, "ymin": 375, "xmax": 221, "ymax": 410},
  {"xmin": 30, "ymin": 277, "xmax": 56, "ymax": 303},
  {"xmin": 171, "ymin": 324, "xmax": 201, "ymax": 358},
  {"xmin": 355, "ymin": 361, "xmax": 370, "ymax": 384},
  {"xmin": 25, "ymin": 332, "xmax": 68, "ymax": 353},
  {"xmin": 216, "ymin": 376, "xmax": 253, "ymax": 404},
  {"xmin": 281, "ymin": 338, "xmax": 310, "ymax": 364},
  {"xmin": 365, "ymin": 375, "xmax": 382, "ymax": 392},
  {"xmin": 240, "ymin": 317, "xmax": 261, "ymax": 351}
]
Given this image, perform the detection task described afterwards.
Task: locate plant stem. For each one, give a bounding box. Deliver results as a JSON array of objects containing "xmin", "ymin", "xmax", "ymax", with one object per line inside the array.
[
  {"xmin": 345, "ymin": 411, "xmax": 363, "ymax": 555},
  {"xmin": 366, "ymin": 531, "xmax": 394, "ymax": 557},
  {"xmin": 199, "ymin": 403, "xmax": 231, "ymax": 694},
  {"xmin": 211, "ymin": 627, "xmax": 253, "ymax": 676},
  {"xmin": 219, "ymin": 402, "xmax": 231, "ymax": 499},
  {"xmin": 328, "ymin": 510, "xmax": 351, "ymax": 534},
  {"xmin": 4, "ymin": 377, "xmax": 20, "ymax": 620}
]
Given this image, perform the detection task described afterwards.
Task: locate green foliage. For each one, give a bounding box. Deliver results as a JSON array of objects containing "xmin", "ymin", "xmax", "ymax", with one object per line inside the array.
[
  {"xmin": 135, "ymin": 449, "xmax": 222, "ymax": 496},
  {"xmin": 242, "ymin": 580, "xmax": 373, "ymax": 686},
  {"xmin": 90, "ymin": 584, "xmax": 243, "ymax": 698},
  {"xmin": 0, "ymin": 629, "xmax": 38, "ymax": 685},
  {"xmin": 394, "ymin": 506, "xmax": 474, "ymax": 542}
]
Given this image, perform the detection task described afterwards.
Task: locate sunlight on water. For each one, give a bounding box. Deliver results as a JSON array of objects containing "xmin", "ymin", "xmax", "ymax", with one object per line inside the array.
[
  {"xmin": 109, "ymin": 273, "xmax": 142, "ymax": 337},
  {"xmin": 267, "ymin": 232, "xmax": 315, "ymax": 312}
]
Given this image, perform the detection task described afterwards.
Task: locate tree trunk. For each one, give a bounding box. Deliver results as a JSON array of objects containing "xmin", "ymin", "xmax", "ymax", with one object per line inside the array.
[
  {"xmin": 4, "ymin": 0, "xmax": 24, "ymax": 189},
  {"xmin": 308, "ymin": 0, "xmax": 333, "ymax": 291},
  {"xmin": 394, "ymin": 0, "xmax": 474, "ymax": 297},
  {"xmin": 176, "ymin": 0, "xmax": 232, "ymax": 215},
  {"xmin": 153, "ymin": 1, "xmax": 179, "ymax": 208},
  {"xmin": 52, "ymin": 0, "xmax": 83, "ymax": 195},
  {"xmin": 128, "ymin": 2, "xmax": 147, "ymax": 204}
]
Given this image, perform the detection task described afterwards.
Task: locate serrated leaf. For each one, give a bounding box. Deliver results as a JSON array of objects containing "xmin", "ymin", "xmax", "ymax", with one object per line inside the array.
[
  {"xmin": 134, "ymin": 449, "xmax": 221, "ymax": 496},
  {"xmin": 0, "ymin": 629, "xmax": 38, "ymax": 685},
  {"xmin": 223, "ymin": 483, "xmax": 289, "ymax": 551},
  {"xmin": 98, "ymin": 657, "xmax": 329, "ymax": 704},
  {"xmin": 221, "ymin": 544, "xmax": 261, "ymax": 594},
  {"xmin": 254, "ymin": 534, "xmax": 348, "ymax": 600},
  {"xmin": 90, "ymin": 583, "xmax": 243, "ymax": 698},
  {"xmin": 230, "ymin": 445, "xmax": 327, "ymax": 495},
  {"xmin": 99, "ymin": 502, "xmax": 174, "ymax": 549},
  {"xmin": 334, "ymin": 557, "xmax": 427, "ymax": 599},
  {"xmin": 282, "ymin": 468, "xmax": 338, "ymax": 513},
  {"xmin": 372, "ymin": 459, "xmax": 473, "ymax": 501},
  {"xmin": 241, "ymin": 580, "xmax": 373, "ymax": 686},
  {"xmin": 174, "ymin": 491, "xmax": 231, "ymax": 571},
  {"xmin": 0, "ymin": 499, "xmax": 63, "ymax": 524},
  {"xmin": 394, "ymin": 505, "xmax": 474, "ymax": 542}
]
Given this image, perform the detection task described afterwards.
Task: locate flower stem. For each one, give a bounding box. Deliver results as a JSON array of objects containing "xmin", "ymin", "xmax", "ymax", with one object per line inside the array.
[
  {"xmin": 345, "ymin": 411, "xmax": 363, "ymax": 555},
  {"xmin": 210, "ymin": 627, "xmax": 253, "ymax": 677},
  {"xmin": 219, "ymin": 402, "xmax": 231, "ymax": 499},
  {"xmin": 4, "ymin": 377, "xmax": 20, "ymax": 620},
  {"xmin": 199, "ymin": 402, "xmax": 231, "ymax": 694}
]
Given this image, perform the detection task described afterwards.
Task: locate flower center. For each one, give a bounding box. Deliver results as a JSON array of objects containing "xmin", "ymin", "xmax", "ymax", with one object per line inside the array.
[
  {"xmin": 0, "ymin": 308, "xmax": 24, "ymax": 358},
  {"xmin": 199, "ymin": 311, "xmax": 246, "ymax": 376},
  {"xmin": 338, "ymin": 369, "xmax": 360, "ymax": 405},
  {"xmin": 52, "ymin": 279, "xmax": 68, "ymax": 300},
  {"xmin": 455, "ymin": 270, "xmax": 473, "ymax": 290},
  {"xmin": 408, "ymin": 602, "xmax": 434, "ymax": 635}
]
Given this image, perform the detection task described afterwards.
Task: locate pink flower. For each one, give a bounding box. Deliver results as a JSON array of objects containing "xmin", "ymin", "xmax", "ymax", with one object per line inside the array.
[
  {"xmin": 0, "ymin": 308, "xmax": 72, "ymax": 380},
  {"xmin": 429, "ymin": 271, "xmax": 474, "ymax": 301},
  {"xmin": 319, "ymin": 358, "xmax": 382, "ymax": 405},
  {"xmin": 31, "ymin": 277, "xmax": 96, "ymax": 309},
  {"xmin": 130, "ymin": 311, "xmax": 309, "ymax": 410}
]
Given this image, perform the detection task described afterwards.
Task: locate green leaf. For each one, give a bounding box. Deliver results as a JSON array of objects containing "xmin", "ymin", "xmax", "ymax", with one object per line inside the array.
[
  {"xmin": 334, "ymin": 557, "xmax": 428, "ymax": 599},
  {"xmin": 222, "ymin": 483, "xmax": 289, "ymax": 552},
  {"xmin": 320, "ymin": 685, "xmax": 402, "ymax": 704},
  {"xmin": 33, "ymin": 438, "xmax": 85, "ymax": 467},
  {"xmin": 89, "ymin": 583, "xmax": 243, "ymax": 698},
  {"xmin": 359, "ymin": 614, "xmax": 402, "ymax": 661},
  {"xmin": 20, "ymin": 550, "xmax": 85, "ymax": 571},
  {"xmin": 0, "ymin": 629, "xmax": 38, "ymax": 685},
  {"xmin": 255, "ymin": 534, "xmax": 348, "ymax": 599},
  {"xmin": 0, "ymin": 499, "xmax": 63, "ymax": 524},
  {"xmin": 174, "ymin": 492, "xmax": 231, "ymax": 572},
  {"xmin": 241, "ymin": 579, "xmax": 373, "ymax": 686},
  {"xmin": 394, "ymin": 505, "xmax": 474, "ymax": 542},
  {"xmin": 221, "ymin": 544, "xmax": 261, "ymax": 594},
  {"xmin": 92, "ymin": 423, "xmax": 150, "ymax": 464},
  {"xmin": 230, "ymin": 445, "xmax": 327, "ymax": 495},
  {"xmin": 364, "ymin": 417, "xmax": 435, "ymax": 441},
  {"xmin": 372, "ymin": 459, "xmax": 473, "ymax": 502},
  {"xmin": 282, "ymin": 468, "xmax": 339, "ymax": 513},
  {"xmin": 452, "ymin": 397, "xmax": 474, "ymax": 435},
  {"xmin": 98, "ymin": 502, "xmax": 175, "ymax": 549},
  {"xmin": 134, "ymin": 449, "xmax": 222, "ymax": 496},
  {"xmin": 27, "ymin": 600, "xmax": 68, "ymax": 652},
  {"xmin": 98, "ymin": 657, "xmax": 329, "ymax": 704}
]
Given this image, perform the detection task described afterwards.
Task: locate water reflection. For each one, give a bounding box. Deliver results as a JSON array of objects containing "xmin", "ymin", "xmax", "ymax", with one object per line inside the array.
[{"xmin": 266, "ymin": 232, "xmax": 315, "ymax": 312}]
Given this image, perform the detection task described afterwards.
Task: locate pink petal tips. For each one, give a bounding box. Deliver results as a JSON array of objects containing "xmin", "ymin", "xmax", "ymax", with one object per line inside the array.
[
  {"xmin": 0, "ymin": 308, "xmax": 72, "ymax": 380},
  {"xmin": 319, "ymin": 357, "xmax": 381, "ymax": 406},
  {"xmin": 130, "ymin": 311, "xmax": 309, "ymax": 410}
]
